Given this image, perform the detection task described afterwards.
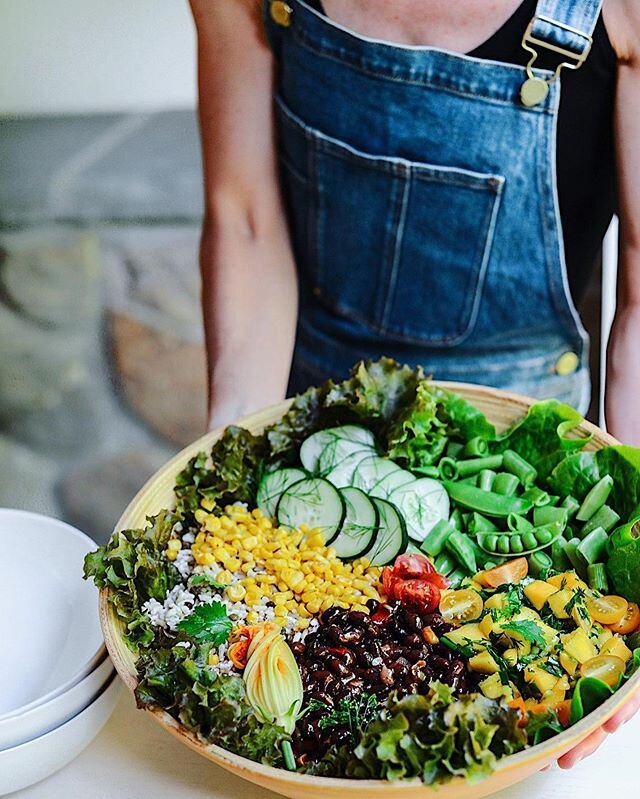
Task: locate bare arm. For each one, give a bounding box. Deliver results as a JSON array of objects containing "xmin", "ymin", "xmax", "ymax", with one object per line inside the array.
[
  {"xmin": 604, "ymin": 0, "xmax": 640, "ymax": 446},
  {"xmin": 190, "ymin": 0, "xmax": 298, "ymax": 430}
]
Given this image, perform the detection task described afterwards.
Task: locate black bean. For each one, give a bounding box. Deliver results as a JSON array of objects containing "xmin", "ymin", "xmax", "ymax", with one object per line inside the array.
[
  {"xmin": 327, "ymin": 658, "xmax": 352, "ymax": 678},
  {"xmin": 402, "ymin": 633, "xmax": 423, "ymax": 648},
  {"xmin": 363, "ymin": 667, "xmax": 382, "ymax": 685},
  {"xmin": 366, "ymin": 598, "xmax": 380, "ymax": 613},
  {"xmin": 380, "ymin": 666, "xmax": 394, "ymax": 686},
  {"xmin": 347, "ymin": 610, "xmax": 368, "ymax": 627},
  {"xmin": 402, "ymin": 610, "xmax": 423, "ymax": 632},
  {"xmin": 321, "ymin": 607, "xmax": 342, "ymax": 625},
  {"xmin": 311, "ymin": 669, "xmax": 332, "ymax": 683}
]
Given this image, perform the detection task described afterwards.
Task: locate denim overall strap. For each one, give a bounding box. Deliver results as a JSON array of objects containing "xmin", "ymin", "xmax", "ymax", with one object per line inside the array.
[
  {"xmin": 531, "ymin": 0, "xmax": 604, "ymax": 54},
  {"xmin": 265, "ymin": 0, "xmax": 600, "ymax": 413}
]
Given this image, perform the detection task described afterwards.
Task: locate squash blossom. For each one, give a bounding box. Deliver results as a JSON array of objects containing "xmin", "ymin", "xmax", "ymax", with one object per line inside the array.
[{"xmin": 243, "ymin": 630, "xmax": 303, "ymax": 734}]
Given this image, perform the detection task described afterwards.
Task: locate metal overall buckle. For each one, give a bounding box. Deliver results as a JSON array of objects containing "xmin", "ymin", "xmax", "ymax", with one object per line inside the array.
[{"xmin": 520, "ymin": 15, "xmax": 594, "ymax": 107}]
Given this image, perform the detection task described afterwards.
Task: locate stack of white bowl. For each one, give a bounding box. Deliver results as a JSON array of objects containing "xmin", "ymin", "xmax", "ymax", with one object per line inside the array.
[{"xmin": 0, "ymin": 509, "xmax": 122, "ymax": 795}]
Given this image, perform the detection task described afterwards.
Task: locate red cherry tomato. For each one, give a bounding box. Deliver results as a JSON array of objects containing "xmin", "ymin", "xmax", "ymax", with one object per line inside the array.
[
  {"xmin": 382, "ymin": 566, "xmax": 397, "ymax": 596},
  {"xmin": 393, "ymin": 578, "xmax": 441, "ymax": 613},
  {"xmin": 391, "ymin": 553, "xmax": 449, "ymax": 589}
]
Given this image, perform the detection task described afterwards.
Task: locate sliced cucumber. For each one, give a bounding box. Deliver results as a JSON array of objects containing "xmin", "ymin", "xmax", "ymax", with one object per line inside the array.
[
  {"xmin": 324, "ymin": 449, "xmax": 373, "ymax": 489},
  {"xmin": 327, "ymin": 487, "xmax": 378, "ymax": 559},
  {"xmin": 276, "ymin": 477, "xmax": 345, "ymax": 540},
  {"xmin": 317, "ymin": 437, "xmax": 375, "ymax": 476},
  {"xmin": 352, "ymin": 455, "xmax": 403, "ymax": 493},
  {"xmin": 299, "ymin": 426, "xmax": 376, "ymax": 474},
  {"xmin": 256, "ymin": 467, "xmax": 307, "ymax": 518},
  {"xmin": 367, "ymin": 498, "xmax": 408, "ymax": 566},
  {"xmin": 388, "ymin": 478, "xmax": 450, "ymax": 543},
  {"xmin": 370, "ymin": 468, "xmax": 416, "ymax": 500}
]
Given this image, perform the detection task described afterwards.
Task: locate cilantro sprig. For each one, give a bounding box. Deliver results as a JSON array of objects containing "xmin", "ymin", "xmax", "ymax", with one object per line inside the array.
[{"xmin": 177, "ymin": 601, "xmax": 232, "ymax": 644}]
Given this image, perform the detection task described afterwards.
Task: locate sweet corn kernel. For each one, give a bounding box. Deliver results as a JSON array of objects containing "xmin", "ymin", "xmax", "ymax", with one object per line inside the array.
[
  {"xmin": 194, "ymin": 509, "xmax": 208, "ymax": 524},
  {"xmin": 208, "ymin": 653, "xmax": 219, "ymax": 666}
]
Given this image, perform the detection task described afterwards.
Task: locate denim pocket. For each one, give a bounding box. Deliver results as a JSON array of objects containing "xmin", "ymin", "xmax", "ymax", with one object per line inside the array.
[{"xmin": 276, "ymin": 97, "xmax": 505, "ymax": 346}]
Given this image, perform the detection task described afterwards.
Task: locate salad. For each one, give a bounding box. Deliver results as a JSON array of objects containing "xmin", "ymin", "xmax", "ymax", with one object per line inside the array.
[{"xmin": 85, "ymin": 358, "xmax": 640, "ymax": 785}]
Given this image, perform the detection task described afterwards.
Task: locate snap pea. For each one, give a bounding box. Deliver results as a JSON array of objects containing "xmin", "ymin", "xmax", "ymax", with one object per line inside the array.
[
  {"xmin": 497, "ymin": 535, "xmax": 511, "ymax": 554},
  {"xmin": 551, "ymin": 535, "xmax": 571, "ymax": 571},
  {"xmin": 580, "ymin": 504, "xmax": 620, "ymax": 538},
  {"xmin": 533, "ymin": 505, "xmax": 568, "ymax": 530},
  {"xmin": 521, "ymin": 486, "xmax": 551, "ymax": 506},
  {"xmin": 560, "ymin": 495, "xmax": 581, "ymax": 519},
  {"xmin": 443, "ymin": 481, "xmax": 533, "ymax": 517},
  {"xmin": 420, "ymin": 518, "xmax": 455, "ymax": 557},
  {"xmin": 576, "ymin": 475, "xmax": 615, "ymax": 522},
  {"xmin": 528, "ymin": 550, "xmax": 553, "ymax": 577},
  {"xmin": 434, "ymin": 550, "xmax": 457, "ymax": 575},
  {"xmin": 468, "ymin": 512, "xmax": 499, "ymax": 534},
  {"xmin": 492, "ymin": 472, "xmax": 520, "ymax": 496},
  {"xmin": 462, "ymin": 436, "xmax": 490, "ymax": 458},
  {"xmin": 587, "ymin": 562, "xmax": 609, "ymax": 593},
  {"xmin": 478, "ymin": 469, "xmax": 497, "ymax": 492},
  {"xmin": 446, "ymin": 568, "xmax": 467, "ymax": 589},
  {"xmin": 460, "ymin": 475, "xmax": 479, "ymax": 486},
  {"xmin": 510, "ymin": 534, "xmax": 524, "ymax": 554},
  {"xmin": 507, "ymin": 513, "xmax": 534, "ymax": 532},
  {"xmin": 503, "ymin": 449, "xmax": 538, "ymax": 487},
  {"xmin": 522, "ymin": 530, "xmax": 540, "ymax": 551},
  {"xmin": 449, "ymin": 508, "xmax": 464, "ymax": 531},
  {"xmin": 576, "ymin": 526, "xmax": 609, "ymax": 565},
  {"xmin": 445, "ymin": 529, "xmax": 478, "ymax": 574}
]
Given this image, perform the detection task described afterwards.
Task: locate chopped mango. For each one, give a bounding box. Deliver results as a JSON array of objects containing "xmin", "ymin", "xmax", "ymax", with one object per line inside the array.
[
  {"xmin": 547, "ymin": 589, "xmax": 574, "ymax": 619},
  {"xmin": 443, "ymin": 623, "xmax": 487, "ymax": 648},
  {"xmin": 503, "ymin": 647, "xmax": 523, "ymax": 667},
  {"xmin": 479, "ymin": 673, "xmax": 515, "ymax": 700},
  {"xmin": 542, "ymin": 675, "xmax": 570, "ymax": 704},
  {"xmin": 524, "ymin": 662, "xmax": 559, "ymax": 695},
  {"xmin": 559, "ymin": 651, "xmax": 580, "ymax": 676},
  {"xmin": 484, "ymin": 593, "xmax": 507, "ymax": 611},
  {"xmin": 548, "ymin": 572, "xmax": 589, "ymax": 591},
  {"xmin": 524, "ymin": 580, "xmax": 557, "ymax": 611},
  {"xmin": 469, "ymin": 650, "xmax": 500, "ymax": 674},
  {"xmin": 594, "ymin": 625, "xmax": 613, "ymax": 648},
  {"xmin": 600, "ymin": 636, "xmax": 632, "ymax": 664},
  {"xmin": 561, "ymin": 628, "xmax": 598, "ymax": 664}
]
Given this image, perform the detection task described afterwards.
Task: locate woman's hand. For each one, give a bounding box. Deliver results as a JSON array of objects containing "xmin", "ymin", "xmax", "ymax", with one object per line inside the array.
[{"xmin": 555, "ymin": 693, "xmax": 640, "ymax": 769}]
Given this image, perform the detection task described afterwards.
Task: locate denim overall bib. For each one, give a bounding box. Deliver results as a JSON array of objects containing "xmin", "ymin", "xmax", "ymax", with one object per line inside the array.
[{"xmin": 265, "ymin": 0, "xmax": 602, "ymax": 413}]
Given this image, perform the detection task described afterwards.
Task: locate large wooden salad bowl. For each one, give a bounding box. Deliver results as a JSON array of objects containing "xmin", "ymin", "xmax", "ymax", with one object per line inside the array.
[{"xmin": 100, "ymin": 382, "xmax": 638, "ymax": 799}]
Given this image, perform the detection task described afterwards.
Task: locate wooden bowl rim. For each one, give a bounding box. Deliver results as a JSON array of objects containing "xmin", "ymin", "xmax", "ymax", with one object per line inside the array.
[{"xmin": 99, "ymin": 381, "xmax": 639, "ymax": 791}]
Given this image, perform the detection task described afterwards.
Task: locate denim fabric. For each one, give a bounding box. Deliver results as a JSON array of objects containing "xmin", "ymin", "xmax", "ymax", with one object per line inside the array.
[{"xmin": 264, "ymin": 0, "xmax": 602, "ymax": 414}]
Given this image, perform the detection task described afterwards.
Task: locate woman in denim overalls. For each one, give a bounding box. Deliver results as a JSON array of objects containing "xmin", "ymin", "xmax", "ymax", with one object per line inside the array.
[{"xmin": 190, "ymin": 0, "xmax": 640, "ymax": 761}]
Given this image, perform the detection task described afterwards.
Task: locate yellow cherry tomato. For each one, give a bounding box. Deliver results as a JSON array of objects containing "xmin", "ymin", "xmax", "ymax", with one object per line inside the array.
[
  {"xmin": 579, "ymin": 655, "xmax": 626, "ymax": 687},
  {"xmin": 476, "ymin": 557, "xmax": 528, "ymax": 589},
  {"xmin": 586, "ymin": 595, "xmax": 628, "ymax": 626},
  {"xmin": 607, "ymin": 602, "xmax": 640, "ymax": 635},
  {"xmin": 439, "ymin": 589, "xmax": 484, "ymax": 623}
]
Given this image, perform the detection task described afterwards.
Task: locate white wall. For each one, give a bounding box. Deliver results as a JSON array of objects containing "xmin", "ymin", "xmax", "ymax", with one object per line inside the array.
[{"xmin": 0, "ymin": 0, "xmax": 197, "ymax": 115}]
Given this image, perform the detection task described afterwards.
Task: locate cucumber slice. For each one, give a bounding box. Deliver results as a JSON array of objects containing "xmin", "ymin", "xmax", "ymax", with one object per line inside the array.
[
  {"xmin": 370, "ymin": 468, "xmax": 416, "ymax": 500},
  {"xmin": 299, "ymin": 426, "xmax": 376, "ymax": 474},
  {"xmin": 324, "ymin": 449, "xmax": 373, "ymax": 489},
  {"xmin": 317, "ymin": 438, "xmax": 375, "ymax": 476},
  {"xmin": 388, "ymin": 478, "xmax": 450, "ymax": 543},
  {"xmin": 256, "ymin": 467, "xmax": 307, "ymax": 518},
  {"xmin": 352, "ymin": 455, "xmax": 403, "ymax": 494},
  {"xmin": 276, "ymin": 477, "xmax": 345, "ymax": 540},
  {"xmin": 328, "ymin": 487, "xmax": 378, "ymax": 559},
  {"xmin": 367, "ymin": 498, "xmax": 408, "ymax": 566}
]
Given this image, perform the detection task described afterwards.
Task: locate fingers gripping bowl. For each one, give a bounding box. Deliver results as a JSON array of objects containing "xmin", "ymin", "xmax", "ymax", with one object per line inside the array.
[{"xmin": 90, "ymin": 360, "xmax": 640, "ymax": 799}]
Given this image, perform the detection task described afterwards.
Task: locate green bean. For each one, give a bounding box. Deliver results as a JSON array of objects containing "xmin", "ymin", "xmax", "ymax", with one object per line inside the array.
[
  {"xmin": 478, "ymin": 469, "xmax": 497, "ymax": 492},
  {"xmin": 446, "ymin": 441, "xmax": 465, "ymax": 459},
  {"xmin": 282, "ymin": 740, "xmax": 296, "ymax": 771},
  {"xmin": 443, "ymin": 481, "xmax": 533, "ymax": 518},
  {"xmin": 563, "ymin": 537, "xmax": 587, "ymax": 578},
  {"xmin": 546, "ymin": 495, "xmax": 561, "ymax": 507},
  {"xmin": 551, "ymin": 535, "xmax": 571, "ymax": 571},
  {"xmin": 503, "ymin": 449, "xmax": 538, "ymax": 487},
  {"xmin": 420, "ymin": 518, "xmax": 455, "ymax": 557},
  {"xmin": 434, "ymin": 550, "xmax": 457, "ymax": 575},
  {"xmin": 497, "ymin": 535, "xmax": 511, "ymax": 554},
  {"xmin": 507, "ymin": 513, "xmax": 534, "ymax": 532},
  {"xmin": 576, "ymin": 526, "xmax": 609, "ymax": 565},
  {"xmin": 438, "ymin": 458, "xmax": 459, "ymax": 480},
  {"xmin": 446, "ymin": 568, "xmax": 466, "ymax": 589},
  {"xmin": 587, "ymin": 563, "xmax": 609, "ymax": 593},
  {"xmin": 533, "ymin": 506, "xmax": 568, "ymax": 530},
  {"xmin": 445, "ymin": 529, "xmax": 478, "ymax": 574},
  {"xmin": 449, "ymin": 508, "xmax": 464, "ymax": 531},
  {"xmin": 492, "ymin": 472, "xmax": 520, "ymax": 496},
  {"xmin": 462, "ymin": 436, "xmax": 490, "ymax": 458},
  {"xmin": 413, "ymin": 464, "xmax": 440, "ymax": 478},
  {"xmin": 576, "ymin": 476, "xmax": 614, "ymax": 522},
  {"xmin": 580, "ymin": 505, "xmax": 620, "ymax": 538},
  {"xmin": 440, "ymin": 455, "xmax": 504, "ymax": 480},
  {"xmin": 468, "ymin": 512, "xmax": 499, "ymax": 533},
  {"xmin": 528, "ymin": 550, "xmax": 553, "ymax": 577},
  {"xmin": 560, "ymin": 495, "xmax": 581, "ymax": 519},
  {"xmin": 510, "ymin": 535, "xmax": 524, "ymax": 554},
  {"xmin": 460, "ymin": 474, "xmax": 479, "ymax": 486},
  {"xmin": 522, "ymin": 531, "xmax": 539, "ymax": 551},
  {"xmin": 521, "ymin": 486, "xmax": 551, "ymax": 506}
]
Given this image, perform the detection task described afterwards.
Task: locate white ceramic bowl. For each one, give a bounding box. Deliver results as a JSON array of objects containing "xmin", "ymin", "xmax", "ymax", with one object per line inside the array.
[
  {"xmin": 0, "ymin": 509, "xmax": 105, "ymax": 718},
  {"xmin": 0, "ymin": 653, "xmax": 114, "ymax": 750},
  {"xmin": 0, "ymin": 672, "xmax": 122, "ymax": 796}
]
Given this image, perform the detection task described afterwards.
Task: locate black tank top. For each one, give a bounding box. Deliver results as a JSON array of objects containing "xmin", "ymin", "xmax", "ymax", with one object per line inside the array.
[{"xmin": 303, "ymin": 0, "xmax": 617, "ymax": 304}]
